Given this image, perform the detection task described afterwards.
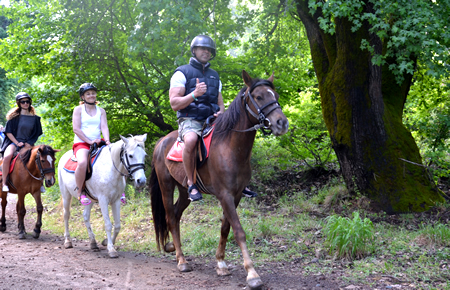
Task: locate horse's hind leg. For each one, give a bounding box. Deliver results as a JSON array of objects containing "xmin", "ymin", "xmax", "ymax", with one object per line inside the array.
[
  {"xmin": 62, "ymin": 189, "xmax": 73, "ymax": 248},
  {"xmin": 16, "ymin": 194, "xmax": 27, "ymax": 239},
  {"xmin": 31, "ymin": 191, "xmax": 43, "ymax": 239},
  {"xmin": 0, "ymin": 192, "xmax": 7, "ymax": 232}
]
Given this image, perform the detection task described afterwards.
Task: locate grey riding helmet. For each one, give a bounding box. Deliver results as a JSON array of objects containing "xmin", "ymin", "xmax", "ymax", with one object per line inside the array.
[
  {"xmin": 190, "ymin": 35, "xmax": 216, "ymax": 60},
  {"xmin": 15, "ymin": 92, "xmax": 32, "ymax": 103},
  {"xmin": 78, "ymin": 83, "xmax": 97, "ymax": 97}
]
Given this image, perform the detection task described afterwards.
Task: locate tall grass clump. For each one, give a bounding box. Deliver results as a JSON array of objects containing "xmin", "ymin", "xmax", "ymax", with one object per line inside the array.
[
  {"xmin": 323, "ymin": 211, "xmax": 374, "ymax": 260},
  {"xmin": 416, "ymin": 223, "xmax": 450, "ymax": 247}
]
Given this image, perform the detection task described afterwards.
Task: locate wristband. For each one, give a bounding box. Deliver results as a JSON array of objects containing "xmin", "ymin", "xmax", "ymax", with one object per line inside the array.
[{"xmin": 191, "ymin": 92, "xmax": 198, "ymax": 101}]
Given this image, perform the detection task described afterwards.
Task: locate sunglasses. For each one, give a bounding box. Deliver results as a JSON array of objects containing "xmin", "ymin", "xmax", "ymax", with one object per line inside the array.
[{"xmin": 20, "ymin": 100, "xmax": 31, "ymax": 104}]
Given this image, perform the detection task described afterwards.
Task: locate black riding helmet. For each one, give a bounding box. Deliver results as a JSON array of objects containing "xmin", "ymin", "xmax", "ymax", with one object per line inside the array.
[
  {"xmin": 15, "ymin": 92, "xmax": 32, "ymax": 104},
  {"xmin": 78, "ymin": 83, "xmax": 97, "ymax": 97},
  {"xmin": 190, "ymin": 35, "xmax": 216, "ymax": 60}
]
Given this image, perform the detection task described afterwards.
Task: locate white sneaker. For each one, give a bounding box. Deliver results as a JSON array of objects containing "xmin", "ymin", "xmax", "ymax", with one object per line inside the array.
[
  {"xmin": 2, "ymin": 185, "xmax": 9, "ymax": 192},
  {"xmin": 40, "ymin": 185, "xmax": 46, "ymax": 193}
]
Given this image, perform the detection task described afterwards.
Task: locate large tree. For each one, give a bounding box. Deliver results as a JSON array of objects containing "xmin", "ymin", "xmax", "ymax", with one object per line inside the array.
[{"xmin": 293, "ymin": 0, "xmax": 449, "ymax": 213}]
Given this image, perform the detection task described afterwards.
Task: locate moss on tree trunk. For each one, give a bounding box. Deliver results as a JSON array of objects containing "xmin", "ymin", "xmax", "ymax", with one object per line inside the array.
[{"xmin": 295, "ymin": 0, "xmax": 444, "ymax": 213}]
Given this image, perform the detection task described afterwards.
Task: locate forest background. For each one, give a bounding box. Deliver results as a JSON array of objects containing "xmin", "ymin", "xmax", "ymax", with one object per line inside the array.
[{"xmin": 1, "ymin": 0, "xmax": 450, "ymax": 288}]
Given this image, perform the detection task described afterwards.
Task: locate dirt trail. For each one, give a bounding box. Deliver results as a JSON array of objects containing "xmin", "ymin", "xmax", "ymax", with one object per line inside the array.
[{"xmin": 0, "ymin": 195, "xmax": 347, "ymax": 289}]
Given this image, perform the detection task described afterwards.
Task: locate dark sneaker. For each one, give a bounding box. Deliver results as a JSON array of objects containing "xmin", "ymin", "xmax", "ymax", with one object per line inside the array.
[
  {"xmin": 188, "ymin": 184, "xmax": 202, "ymax": 202},
  {"xmin": 243, "ymin": 187, "xmax": 258, "ymax": 198}
]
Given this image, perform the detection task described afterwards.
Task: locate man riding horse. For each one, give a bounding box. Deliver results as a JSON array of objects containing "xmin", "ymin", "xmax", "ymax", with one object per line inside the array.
[{"xmin": 169, "ymin": 35, "xmax": 258, "ymax": 201}]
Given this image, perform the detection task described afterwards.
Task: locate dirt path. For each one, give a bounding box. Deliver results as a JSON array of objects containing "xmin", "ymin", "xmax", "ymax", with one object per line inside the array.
[{"xmin": 0, "ymin": 195, "xmax": 354, "ymax": 290}]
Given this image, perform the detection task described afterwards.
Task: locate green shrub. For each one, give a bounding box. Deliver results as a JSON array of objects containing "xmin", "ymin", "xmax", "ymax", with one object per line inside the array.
[{"xmin": 323, "ymin": 211, "xmax": 374, "ymax": 260}]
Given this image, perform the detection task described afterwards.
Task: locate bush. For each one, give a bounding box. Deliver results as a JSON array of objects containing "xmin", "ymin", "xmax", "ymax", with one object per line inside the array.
[{"xmin": 323, "ymin": 211, "xmax": 374, "ymax": 260}]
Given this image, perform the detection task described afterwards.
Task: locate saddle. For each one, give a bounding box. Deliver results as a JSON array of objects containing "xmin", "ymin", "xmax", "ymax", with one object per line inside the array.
[
  {"xmin": 63, "ymin": 141, "xmax": 106, "ymax": 181},
  {"xmin": 0, "ymin": 149, "xmax": 25, "ymax": 189},
  {"xmin": 167, "ymin": 116, "xmax": 215, "ymax": 168}
]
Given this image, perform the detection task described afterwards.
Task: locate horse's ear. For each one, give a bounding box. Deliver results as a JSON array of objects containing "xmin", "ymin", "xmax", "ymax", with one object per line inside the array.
[
  {"xmin": 268, "ymin": 71, "xmax": 274, "ymax": 83},
  {"xmin": 53, "ymin": 149, "xmax": 61, "ymax": 152},
  {"xmin": 120, "ymin": 135, "xmax": 129, "ymax": 144},
  {"xmin": 142, "ymin": 133, "xmax": 147, "ymax": 142},
  {"xmin": 242, "ymin": 70, "xmax": 252, "ymax": 87}
]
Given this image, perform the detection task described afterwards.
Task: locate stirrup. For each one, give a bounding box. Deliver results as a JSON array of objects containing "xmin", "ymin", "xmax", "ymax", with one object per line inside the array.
[{"xmin": 243, "ymin": 188, "xmax": 258, "ymax": 198}]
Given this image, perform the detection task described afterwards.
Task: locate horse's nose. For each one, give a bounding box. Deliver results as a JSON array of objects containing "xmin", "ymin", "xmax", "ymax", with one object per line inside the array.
[
  {"xmin": 136, "ymin": 178, "xmax": 147, "ymax": 188},
  {"xmin": 275, "ymin": 118, "xmax": 289, "ymax": 135}
]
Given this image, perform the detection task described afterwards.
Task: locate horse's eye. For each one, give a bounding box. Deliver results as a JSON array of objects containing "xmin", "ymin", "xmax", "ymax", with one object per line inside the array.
[{"xmin": 129, "ymin": 155, "xmax": 133, "ymax": 159}]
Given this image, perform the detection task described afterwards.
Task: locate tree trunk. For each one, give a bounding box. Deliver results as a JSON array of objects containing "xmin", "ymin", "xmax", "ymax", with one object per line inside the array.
[{"xmin": 294, "ymin": 0, "xmax": 444, "ymax": 213}]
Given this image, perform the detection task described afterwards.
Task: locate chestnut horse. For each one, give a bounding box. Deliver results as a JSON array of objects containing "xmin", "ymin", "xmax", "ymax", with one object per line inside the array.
[
  {"xmin": 0, "ymin": 145, "xmax": 59, "ymax": 239},
  {"xmin": 149, "ymin": 70, "xmax": 289, "ymax": 289}
]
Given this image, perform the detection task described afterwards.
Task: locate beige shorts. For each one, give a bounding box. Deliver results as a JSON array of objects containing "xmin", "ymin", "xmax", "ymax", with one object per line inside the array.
[{"xmin": 178, "ymin": 118, "xmax": 204, "ymax": 141}]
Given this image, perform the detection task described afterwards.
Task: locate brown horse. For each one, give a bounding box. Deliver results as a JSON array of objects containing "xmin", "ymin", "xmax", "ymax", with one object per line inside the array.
[
  {"xmin": 0, "ymin": 145, "xmax": 59, "ymax": 239},
  {"xmin": 149, "ymin": 70, "xmax": 289, "ymax": 289}
]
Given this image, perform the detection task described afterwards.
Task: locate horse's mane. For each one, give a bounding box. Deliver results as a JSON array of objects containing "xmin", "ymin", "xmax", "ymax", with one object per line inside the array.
[
  {"xmin": 214, "ymin": 77, "xmax": 270, "ymax": 142},
  {"xmin": 21, "ymin": 145, "xmax": 56, "ymax": 164}
]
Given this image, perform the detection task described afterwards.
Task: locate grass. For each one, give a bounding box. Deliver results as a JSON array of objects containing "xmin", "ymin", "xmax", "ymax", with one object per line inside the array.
[{"xmin": 19, "ymin": 179, "xmax": 450, "ymax": 289}]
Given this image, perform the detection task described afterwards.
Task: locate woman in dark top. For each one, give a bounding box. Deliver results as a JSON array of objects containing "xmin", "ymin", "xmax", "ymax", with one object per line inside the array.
[{"xmin": 1, "ymin": 92, "xmax": 43, "ymax": 193}]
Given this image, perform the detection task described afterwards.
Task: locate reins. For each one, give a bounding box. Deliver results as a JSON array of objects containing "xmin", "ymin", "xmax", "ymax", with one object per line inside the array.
[
  {"xmin": 233, "ymin": 80, "xmax": 282, "ymax": 135},
  {"xmin": 20, "ymin": 150, "xmax": 55, "ymax": 181},
  {"xmin": 110, "ymin": 144, "xmax": 146, "ymax": 180}
]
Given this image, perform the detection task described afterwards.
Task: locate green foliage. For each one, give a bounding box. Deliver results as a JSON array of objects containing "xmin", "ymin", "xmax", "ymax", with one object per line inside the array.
[
  {"xmin": 279, "ymin": 91, "xmax": 336, "ymax": 169},
  {"xmin": 403, "ymin": 65, "xmax": 450, "ymax": 180},
  {"xmin": 417, "ymin": 223, "xmax": 450, "ymax": 247},
  {"xmin": 308, "ymin": 0, "xmax": 450, "ymax": 84},
  {"xmin": 323, "ymin": 212, "xmax": 374, "ymax": 260}
]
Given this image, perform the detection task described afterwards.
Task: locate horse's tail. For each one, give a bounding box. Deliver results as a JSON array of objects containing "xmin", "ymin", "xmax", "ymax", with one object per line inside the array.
[{"xmin": 149, "ymin": 164, "xmax": 169, "ymax": 252}]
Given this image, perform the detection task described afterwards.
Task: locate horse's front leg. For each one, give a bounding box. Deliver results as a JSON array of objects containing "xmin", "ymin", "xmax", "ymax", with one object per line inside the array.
[
  {"xmin": 16, "ymin": 193, "xmax": 27, "ymax": 239},
  {"xmin": 220, "ymin": 194, "xmax": 263, "ymax": 290},
  {"xmin": 0, "ymin": 192, "xmax": 7, "ymax": 232},
  {"xmin": 62, "ymin": 190, "xmax": 73, "ymax": 248},
  {"xmin": 216, "ymin": 214, "xmax": 232, "ymax": 276},
  {"xmin": 31, "ymin": 191, "xmax": 43, "ymax": 239},
  {"xmin": 82, "ymin": 202, "xmax": 99, "ymax": 251},
  {"xmin": 104, "ymin": 198, "xmax": 121, "ymax": 246},
  {"xmin": 98, "ymin": 198, "xmax": 118, "ymax": 258}
]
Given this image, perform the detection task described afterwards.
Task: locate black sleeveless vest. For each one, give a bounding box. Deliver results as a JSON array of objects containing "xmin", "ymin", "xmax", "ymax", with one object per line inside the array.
[{"xmin": 175, "ymin": 58, "xmax": 220, "ymax": 122}]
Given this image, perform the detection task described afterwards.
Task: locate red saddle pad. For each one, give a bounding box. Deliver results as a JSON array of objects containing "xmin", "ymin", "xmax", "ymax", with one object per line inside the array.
[
  {"xmin": 63, "ymin": 147, "xmax": 104, "ymax": 173},
  {"xmin": 0, "ymin": 155, "xmax": 19, "ymax": 176},
  {"xmin": 167, "ymin": 127, "xmax": 214, "ymax": 162}
]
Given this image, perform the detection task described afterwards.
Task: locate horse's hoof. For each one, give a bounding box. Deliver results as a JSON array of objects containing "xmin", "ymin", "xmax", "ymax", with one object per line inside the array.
[
  {"xmin": 109, "ymin": 251, "xmax": 119, "ymax": 258},
  {"xmin": 177, "ymin": 263, "xmax": 192, "ymax": 272},
  {"xmin": 33, "ymin": 230, "xmax": 40, "ymax": 239},
  {"xmin": 64, "ymin": 242, "xmax": 73, "ymax": 249},
  {"xmin": 18, "ymin": 233, "xmax": 26, "ymax": 240},
  {"xmin": 90, "ymin": 242, "xmax": 99, "ymax": 250},
  {"xmin": 216, "ymin": 267, "xmax": 231, "ymax": 276},
  {"xmin": 0, "ymin": 226, "xmax": 6, "ymax": 232},
  {"xmin": 164, "ymin": 242, "xmax": 175, "ymax": 252},
  {"xmin": 101, "ymin": 239, "xmax": 107, "ymax": 246},
  {"xmin": 247, "ymin": 277, "xmax": 264, "ymax": 290}
]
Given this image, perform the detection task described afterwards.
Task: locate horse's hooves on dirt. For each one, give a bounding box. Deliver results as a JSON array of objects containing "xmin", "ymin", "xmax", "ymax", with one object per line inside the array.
[
  {"xmin": 32, "ymin": 230, "xmax": 40, "ymax": 239},
  {"xmin": 216, "ymin": 267, "xmax": 231, "ymax": 276},
  {"xmin": 64, "ymin": 242, "xmax": 73, "ymax": 249},
  {"xmin": 178, "ymin": 263, "xmax": 192, "ymax": 272},
  {"xmin": 90, "ymin": 242, "xmax": 99, "ymax": 250},
  {"xmin": 0, "ymin": 227, "xmax": 5, "ymax": 232},
  {"xmin": 109, "ymin": 251, "xmax": 119, "ymax": 258},
  {"xmin": 247, "ymin": 278, "xmax": 264, "ymax": 290},
  {"xmin": 18, "ymin": 233, "xmax": 26, "ymax": 240},
  {"xmin": 101, "ymin": 239, "xmax": 107, "ymax": 246},
  {"xmin": 164, "ymin": 242, "xmax": 175, "ymax": 252}
]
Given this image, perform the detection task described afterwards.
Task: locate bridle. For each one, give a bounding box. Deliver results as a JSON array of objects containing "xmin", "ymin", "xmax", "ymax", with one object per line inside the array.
[
  {"xmin": 235, "ymin": 80, "xmax": 282, "ymax": 135},
  {"xmin": 21, "ymin": 151, "xmax": 55, "ymax": 181},
  {"xmin": 111, "ymin": 144, "xmax": 146, "ymax": 180}
]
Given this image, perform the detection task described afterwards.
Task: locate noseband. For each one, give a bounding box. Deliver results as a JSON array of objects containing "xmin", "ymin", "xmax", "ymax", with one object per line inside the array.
[
  {"xmin": 237, "ymin": 80, "xmax": 282, "ymax": 135},
  {"xmin": 21, "ymin": 151, "xmax": 55, "ymax": 181}
]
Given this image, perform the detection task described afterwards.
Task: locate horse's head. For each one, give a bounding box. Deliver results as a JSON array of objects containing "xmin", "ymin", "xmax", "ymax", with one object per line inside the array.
[
  {"xmin": 37, "ymin": 145, "xmax": 60, "ymax": 187},
  {"xmin": 120, "ymin": 134, "xmax": 147, "ymax": 188},
  {"xmin": 242, "ymin": 70, "xmax": 289, "ymax": 136}
]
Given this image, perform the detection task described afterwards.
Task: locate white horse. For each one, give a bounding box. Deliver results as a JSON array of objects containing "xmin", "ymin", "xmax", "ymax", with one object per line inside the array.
[{"xmin": 58, "ymin": 134, "xmax": 147, "ymax": 258}]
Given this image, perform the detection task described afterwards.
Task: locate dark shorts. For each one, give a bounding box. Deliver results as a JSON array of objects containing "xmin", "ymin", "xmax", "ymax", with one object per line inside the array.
[{"xmin": 178, "ymin": 118, "xmax": 204, "ymax": 141}]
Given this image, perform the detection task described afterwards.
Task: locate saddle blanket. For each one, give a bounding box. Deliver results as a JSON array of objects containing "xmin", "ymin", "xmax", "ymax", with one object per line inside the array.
[
  {"xmin": 167, "ymin": 127, "xmax": 214, "ymax": 162},
  {"xmin": 63, "ymin": 146, "xmax": 105, "ymax": 173},
  {"xmin": 0, "ymin": 155, "xmax": 19, "ymax": 176}
]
